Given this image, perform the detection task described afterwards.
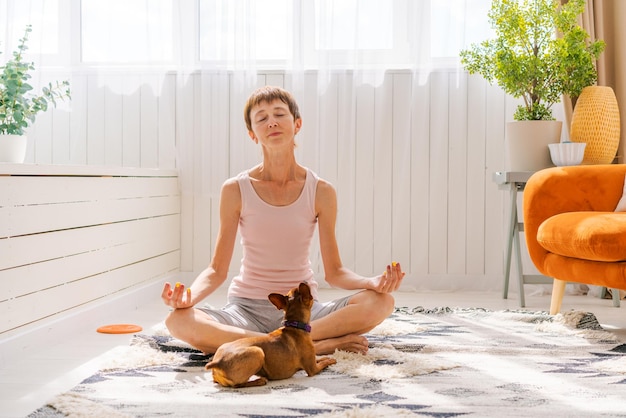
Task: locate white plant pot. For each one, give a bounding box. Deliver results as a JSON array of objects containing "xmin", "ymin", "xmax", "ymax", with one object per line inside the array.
[
  {"xmin": 0, "ymin": 134, "xmax": 27, "ymax": 163},
  {"xmin": 506, "ymin": 121, "xmax": 562, "ymax": 172},
  {"xmin": 548, "ymin": 142, "xmax": 586, "ymax": 167}
]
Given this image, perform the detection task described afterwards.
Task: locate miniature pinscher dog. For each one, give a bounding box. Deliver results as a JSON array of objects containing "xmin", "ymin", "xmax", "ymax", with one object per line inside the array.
[{"xmin": 205, "ymin": 282, "xmax": 337, "ymax": 388}]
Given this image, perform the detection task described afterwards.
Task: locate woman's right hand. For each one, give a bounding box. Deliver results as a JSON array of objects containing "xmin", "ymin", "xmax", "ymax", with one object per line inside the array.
[{"xmin": 161, "ymin": 282, "xmax": 194, "ymax": 309}]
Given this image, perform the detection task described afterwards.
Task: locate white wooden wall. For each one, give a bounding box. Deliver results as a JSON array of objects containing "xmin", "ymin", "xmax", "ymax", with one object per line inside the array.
[
  {"xmin": 0, "ymin": 165, "xmax": 180, "ymax": 335},
  {"xmin": 19, "ymin": 69, "xmax": 536, "ymax": 293}
]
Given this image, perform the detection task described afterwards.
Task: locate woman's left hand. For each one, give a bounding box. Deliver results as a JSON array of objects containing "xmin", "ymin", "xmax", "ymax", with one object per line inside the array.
[{"xmin": 372, "ymin": 262, "xmax": 405, "ymax": 293}]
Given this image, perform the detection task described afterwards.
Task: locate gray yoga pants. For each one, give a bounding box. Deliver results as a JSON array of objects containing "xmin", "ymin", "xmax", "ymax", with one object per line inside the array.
[{"xmin": 197, "ymin": 294, "xmax": 352, "ymax": 333}]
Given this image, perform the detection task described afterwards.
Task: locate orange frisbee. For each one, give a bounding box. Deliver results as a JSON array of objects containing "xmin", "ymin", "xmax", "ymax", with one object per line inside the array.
[{"xmin": 96, "ymin": 324, "xmax": 143, "ymax": 334}]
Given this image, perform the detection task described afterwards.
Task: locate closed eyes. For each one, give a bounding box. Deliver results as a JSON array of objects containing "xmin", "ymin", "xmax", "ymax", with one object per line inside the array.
[{"xmin": 256, "ymin": 113, "xmax": 287, "ymax": 123}]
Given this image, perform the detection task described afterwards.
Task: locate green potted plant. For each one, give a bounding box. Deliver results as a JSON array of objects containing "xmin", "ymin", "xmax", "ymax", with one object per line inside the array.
[
  {"xmin": 459, "ymin": 0, "xmax": 605, "ymax": 171},
  {"xmin": 0, "ymin": 25, "xmax": 71, "ymax": 163}
]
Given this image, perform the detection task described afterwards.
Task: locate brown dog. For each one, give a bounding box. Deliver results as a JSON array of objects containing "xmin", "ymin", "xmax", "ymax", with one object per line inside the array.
[{"xmin": 205, "ymin": 282, "xmax": 337, "ymax": 388}]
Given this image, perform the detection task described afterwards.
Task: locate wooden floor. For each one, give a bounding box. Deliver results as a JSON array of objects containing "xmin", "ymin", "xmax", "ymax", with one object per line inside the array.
[{"xmin": 2, "ymin": 281, "xmax": 625, "ymax": 418}]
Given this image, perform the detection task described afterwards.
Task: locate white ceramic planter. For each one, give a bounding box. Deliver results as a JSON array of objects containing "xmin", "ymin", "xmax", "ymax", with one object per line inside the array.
[
  {"xmin": 548, "ymin": 142, "xmax": 586, "ymax": 166},
  {"xmin": 506, "ymin": 121, "xmax": 562, "ymax": 172},
  {"xmin": 0, "ymin": 134, "xmax": 27, "ymax": 163}
]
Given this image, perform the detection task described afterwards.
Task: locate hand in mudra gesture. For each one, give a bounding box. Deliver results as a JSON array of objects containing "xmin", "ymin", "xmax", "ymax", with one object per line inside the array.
[
  {"xmin": 372, "ymin": 262, "xmax": 404, "ymax": 293},
  {"xmin": 161, "ymin": 282, "xmax": 193, "ymax": 309}
]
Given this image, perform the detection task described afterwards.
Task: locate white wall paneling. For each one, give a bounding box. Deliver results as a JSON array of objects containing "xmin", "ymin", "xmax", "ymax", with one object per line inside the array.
[
  {"xmin": 0, "ymin": 165, "xmax": 180, "ymax": 336},
  {"xmin": 19, "ymin": 69, "xmax": 531, "ymax": 293}
]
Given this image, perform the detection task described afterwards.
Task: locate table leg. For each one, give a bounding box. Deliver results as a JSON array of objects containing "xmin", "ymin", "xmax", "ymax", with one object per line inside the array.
[
  {"xmin": 512, "ymin": 209, "xmax": 526, "ymax": 307},
  {"xmin": 503, "ymin": 186, "xmax": 517, "ymax": 299}
]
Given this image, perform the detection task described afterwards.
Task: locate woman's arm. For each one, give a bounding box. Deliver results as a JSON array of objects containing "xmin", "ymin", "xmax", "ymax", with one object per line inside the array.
[
  {"xmin": 161, "ymin": 178, "xmax": 241, "ymax": 308},
  {"xmin": 316, "ymin": 179, "xmax": 404, "ymax": 293}
]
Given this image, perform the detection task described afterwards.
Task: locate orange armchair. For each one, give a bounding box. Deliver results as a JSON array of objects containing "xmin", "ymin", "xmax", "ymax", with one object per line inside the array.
[{"xmin": 523, "ymin": 164, "xmax": 626, "ymax": 314}]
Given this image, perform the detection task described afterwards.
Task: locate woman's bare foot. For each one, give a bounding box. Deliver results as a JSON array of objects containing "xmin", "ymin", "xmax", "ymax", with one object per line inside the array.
[{"xmin": 314, "ymin": 334, "xmax": 369, "ymax": 355}]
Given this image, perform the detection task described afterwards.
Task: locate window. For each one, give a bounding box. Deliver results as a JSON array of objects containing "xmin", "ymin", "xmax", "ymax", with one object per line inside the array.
[
  {"xmin": 81, "ymin": 0, "xmax": 174, "ymax": 64},
  {"xmin": 314, "ymin": 0, "xmax": 393, "ymax": 50},
  {"xmin": 431, "ymin": 0, "xmax": 493, "ymax": 59},
  {"xmin": 197, "ymin": 0, "xmax": 406, "ymax": 69},
  {"xmin": 2, "ymin": 0, "xmax": 493, "ymax": 70},
  {"xmin": 299, "ymin": 0, "xmax": 406, "ymax": 69},
  {"xmin": 199, "ymin": 0, "xmax": 292, "ymax": 64},
  {"xmin": 0, "ymin": 0, "xmax": 70, "ymax": 66}
]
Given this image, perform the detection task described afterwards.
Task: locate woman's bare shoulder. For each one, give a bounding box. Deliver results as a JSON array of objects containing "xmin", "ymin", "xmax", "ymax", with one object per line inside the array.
[
  {"xmin": 220, "ymin": 176, "xmax": 242, "ymax": 203},
  {"xmin": 315, "ymin": 177, "xmax": 337, "ymax": 214},
  {"xmin": 222, "ymin": 175, "xmax": 240, "ymax": 187},
  {"xmin": 315, "ymin": 176, "xmax": 336, "ymax": 195}
]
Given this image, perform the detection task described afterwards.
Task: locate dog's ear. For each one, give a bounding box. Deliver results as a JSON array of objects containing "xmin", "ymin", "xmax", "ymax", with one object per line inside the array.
[
  {"xmin": 268, "ymin": 293, "xmax": 287, "ymax": 310},
  {"xmin": 298, "ymin": 282, "xmax": 312, "ymax": 301}
]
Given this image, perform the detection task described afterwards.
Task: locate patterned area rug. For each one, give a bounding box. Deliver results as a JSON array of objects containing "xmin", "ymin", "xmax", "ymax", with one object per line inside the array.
[{"xmin": 29, "ymin": 307, "xmax": 626, "ymax": 417}]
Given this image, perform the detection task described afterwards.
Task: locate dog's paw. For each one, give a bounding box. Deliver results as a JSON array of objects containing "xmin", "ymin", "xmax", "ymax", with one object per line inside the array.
[
  {"xmin": 238, "ymin": 376, "xmax": 268, "ymax": 388},
  {"xmin": 317, "ymin": 357, "xmax": 337, "ymax": 366}
]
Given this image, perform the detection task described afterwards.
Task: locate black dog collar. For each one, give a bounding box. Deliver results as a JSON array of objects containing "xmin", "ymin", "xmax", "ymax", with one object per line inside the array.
[{"xmin": 282, "ymin": 320, "xmax": 312, "ymax": 333}]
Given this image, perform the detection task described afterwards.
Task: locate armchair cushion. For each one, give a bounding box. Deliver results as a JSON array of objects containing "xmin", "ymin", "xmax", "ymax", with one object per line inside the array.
[{"xmin": 537, "ymin": 211, "xmax": 626, "ymax": 262}]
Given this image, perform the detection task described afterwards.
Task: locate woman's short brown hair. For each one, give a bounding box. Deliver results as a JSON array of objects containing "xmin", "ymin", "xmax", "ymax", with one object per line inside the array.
[{"xmin": 244, "ymin": 86, "xmax": 301, "ymax": 132}]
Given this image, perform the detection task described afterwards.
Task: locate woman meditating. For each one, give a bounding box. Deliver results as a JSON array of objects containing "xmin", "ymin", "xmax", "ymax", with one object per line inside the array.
[{"xmin": 161, "ymin": 85, "xmax": 405, "ymax": 355}]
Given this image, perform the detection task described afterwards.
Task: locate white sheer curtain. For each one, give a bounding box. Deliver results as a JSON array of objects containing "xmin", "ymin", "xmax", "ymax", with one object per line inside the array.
[{"xmin": 1, "ymin": 0, "xmax": 492, "ymax": 86}]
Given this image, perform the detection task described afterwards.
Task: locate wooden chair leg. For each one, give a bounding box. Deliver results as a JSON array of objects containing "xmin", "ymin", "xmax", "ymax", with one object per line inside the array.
[{"xmin": 550, "ymin": 279, "xmax": 566, "ymax": 315}]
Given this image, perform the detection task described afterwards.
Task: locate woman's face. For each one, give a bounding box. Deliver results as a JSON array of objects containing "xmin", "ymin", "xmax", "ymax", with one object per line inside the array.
[{"xmin": 248, "ymin": 99, "xmax": 301, "ymax": 147}]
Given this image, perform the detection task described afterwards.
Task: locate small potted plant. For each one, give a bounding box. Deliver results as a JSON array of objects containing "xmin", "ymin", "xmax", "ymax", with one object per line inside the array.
[
  {"xmin": 459, "ymin": 0, "xmax": 604, "ymax": 171},
  {"xmin": 0, "ymin": 25, "xmax": 71, "ymax": 163}
]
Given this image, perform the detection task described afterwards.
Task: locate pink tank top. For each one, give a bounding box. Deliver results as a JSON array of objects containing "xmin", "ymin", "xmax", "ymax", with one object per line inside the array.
[{"xmin": 227, "ymin": 168, "xmax": 320, "ymax": 300}]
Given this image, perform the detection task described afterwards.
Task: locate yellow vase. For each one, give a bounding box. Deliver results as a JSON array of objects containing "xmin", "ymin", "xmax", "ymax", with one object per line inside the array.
[{"xmin": 570, "ymin": 86, "xmax": 620, "ymax": 164}]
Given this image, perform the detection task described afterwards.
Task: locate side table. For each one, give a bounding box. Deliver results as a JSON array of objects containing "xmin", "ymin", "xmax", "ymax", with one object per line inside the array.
[{"xmin": 493, "ymin": 171, "xmax": 552, "ymax": 307}]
